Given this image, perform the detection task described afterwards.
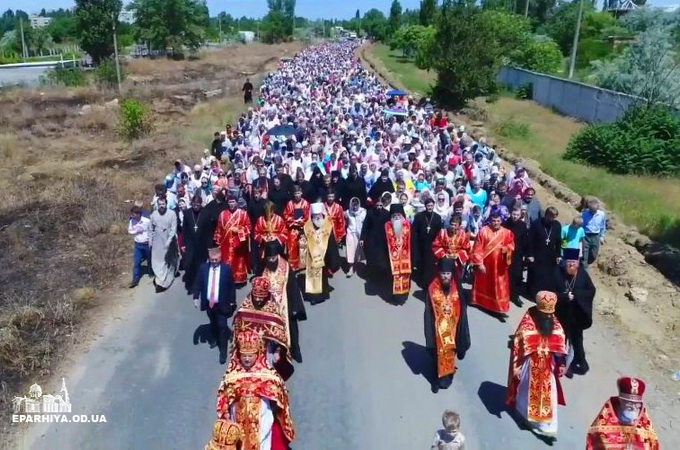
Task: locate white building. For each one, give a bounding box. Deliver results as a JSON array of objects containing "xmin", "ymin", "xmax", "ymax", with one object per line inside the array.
[
  {"xmin": 238, "ymin": 31, "xmax": 255, "ymax": 43},
  {"xmin": 29, "ymin": 16, "xmax": 52, "ymax": 28}
]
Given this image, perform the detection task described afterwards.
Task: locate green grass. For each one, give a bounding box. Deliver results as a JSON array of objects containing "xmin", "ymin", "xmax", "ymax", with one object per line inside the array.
[
  {"xmin": 368, "ymin": 43, "xmax": 435, "ymax": 97},
  {"xmin": 366, "ymin": 43, "xmax": 680, "ymax": 247}
]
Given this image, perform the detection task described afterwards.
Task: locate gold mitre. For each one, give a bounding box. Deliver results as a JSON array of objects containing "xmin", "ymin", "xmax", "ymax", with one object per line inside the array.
[
  {"xmin": 205, "ymin": 419, "xmax": 243, "ymax": 450},
  {"xmin": 536, "ymin": 291, "xmax": 557, "ymax": 314}
]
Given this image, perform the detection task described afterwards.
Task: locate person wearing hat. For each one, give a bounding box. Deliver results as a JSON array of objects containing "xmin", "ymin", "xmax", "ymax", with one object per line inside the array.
[
  {"xmin": 217, "ymin": 331, "xmax": 296, "ymax": 450},
  {"xmin": 424, "ymin": 258, "xmax": 471, "ymax": 393},
  {"xmin": 283, "ymin": 186, "xmax": 310, "ymax": 272},
  {"xmin": 300, "ymin": 202, "xmax": 341, "ymax": 304},
  {"xmin": 192, "ymin": 247, "xmax": 236, "ymax": 364},
  {"xmin": 359, "ymin": 192, "xmax": 392, "ymax": 283},
  {"xmin": 552, "ymin": 247, "xmax": 596, "ymax": 376},
  {"xmin": 368, "ymin": 168, "xmax": 395, "ymax": 203},
  {"xmin": 469, "ymin": 211, "xmax": 515, "ymax": 319},
  {"xmin": 253, "ymin": 201, "xmax": 289, "ymax": 265},
  {"xmin": 506, "ymin": 291, "xmax": 568, "ymax": 441},
  {"xmin": 231, "ymin": 276, "xmax": 296, "ymax": 380},
  {"xmin": 260, "ymin": 240, "xmax": 307, "ymax": 362},
  {"xmin": 586, "ymin": 377, "xmax": 659, "ymax": 449},
  {"xmin": 214, "ymin": 194, "xmax": 252, "ymax": 286},
  {"xmin": 384, "ymin": 203, "xmax": 413, "ymax": 304},
  {"xmin": 411, "ymin": 195, "xmax": 443, "ymax": 288}
]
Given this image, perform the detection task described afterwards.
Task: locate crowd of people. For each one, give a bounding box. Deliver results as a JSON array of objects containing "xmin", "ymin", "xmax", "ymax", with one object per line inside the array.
[{"xmin": 127, "ymin": 41, "xmax": 660, "ymax": 449}]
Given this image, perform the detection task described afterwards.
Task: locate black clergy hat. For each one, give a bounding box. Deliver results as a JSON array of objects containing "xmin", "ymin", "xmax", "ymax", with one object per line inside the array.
[
  {"xmin": 264, "ymin": 240, "xmax": 283, "ymax": 258},
  {"xmin": 389, "ymin": 204, "xmax": 405, "ymax": 217},
  {"xmin": 440, "ymin": 258, "xmax": 455, "ymax": 274},
  {"xmin": 564, "ymin": 248, "xmax": 580, "ymax": 261}
]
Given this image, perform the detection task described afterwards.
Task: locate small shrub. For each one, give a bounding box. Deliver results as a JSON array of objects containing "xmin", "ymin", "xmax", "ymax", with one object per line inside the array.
[
  {"xmin": 94, "ymin": 58, "xmax": 124, "ymax": 88},
  {"xmin": 564, "ymin": 105, "xmax": 680, "ymax": 176},
  {"xmin": 461, "ymin": 105, "xmax": 489, "ymax": 122},
  {"xmin": 118, "ymin": 99, "xmax": 153, "ymax": 140},
  {"xmin": 515, "ymin": 83, "xmax": 533, "ymax": 100},
  {"xmin": 40, "ymin": 67, "xmax": 88, "ymax": 87},
  {"xmin": 494, "ymin": 118, "xmax": 532, "ymax": 139},
  {"xmin": 485, "ymin": 92, "xmax": 500, "ymax": 104}
]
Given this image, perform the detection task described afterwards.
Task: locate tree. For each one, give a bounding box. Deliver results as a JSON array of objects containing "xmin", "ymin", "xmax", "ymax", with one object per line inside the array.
[
  {"xmin": 46, "ymin": 16, "xmax": 77, "ymax": 43},
  {"xmin": 388, "ymin": 0, "xmax": 402, "ymax": 38},
  {"xmin": 75, "ymin": 0, "xmax": 122, "ymax": 64},
  {"xmin": 362, "ymin": 8, "xmax": 388, "ymax": 40},
  {"xmin": 591, "ymin": 25, "xmax": 680, "ymax": 108},
  {"xmin": 431, "ymin": 0, "xmax": 503, "ymax": 108},
  {"xmin": 260, "ymin": 0, "xmax": 295, "ymax": 43},
  {"xmin": 129, "ymin": 0, "xmax": 209, "ymax": 55},
  {"xmin": 420, "ymin": 0, "xmax": 438, "ymax": 27},
  {"xmin": 509, "ymin": 35, "xmax": 563, "ymax": 73}
]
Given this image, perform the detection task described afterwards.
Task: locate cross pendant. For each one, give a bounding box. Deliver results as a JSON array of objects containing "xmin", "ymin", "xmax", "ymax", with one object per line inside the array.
[
  {"xmin": 545, "ymin": 238, "xmax": 550, "ymax": 245},
  {"xmin": 194, "ymin": 224, "xmax": 198, "ymax": 232},
  {"xmin": 426, "ymin": 226, "xmax": 431, "ymax": 233}
]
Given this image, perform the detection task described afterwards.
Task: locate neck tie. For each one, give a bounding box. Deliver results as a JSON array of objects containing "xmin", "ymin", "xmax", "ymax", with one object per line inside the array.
[{"xmin": 209, "ymin": 267, "xmax": 218, "ymax": 309}]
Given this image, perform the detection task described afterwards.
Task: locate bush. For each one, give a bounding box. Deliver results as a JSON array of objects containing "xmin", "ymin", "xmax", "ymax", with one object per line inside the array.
[
  {"xmin": 118, "ymin": 99, "xmax": 153, "ymax": 140},
  {"xmin": 94, "ymin": 58, "xmax": 124, "ymax": 88},
  {"xmin": 40, "ymin": 67, "xmax": 88, "ymax": 87},
  {"xmin": 494, "ymin": 118, "xmax": 532, "ymax": 139},
  {"xmin": 509, "ymin": 36, "xmax": 563, "ymax": 74},
  {"xmin": 515, "ymin": 83, "xmax": 533, "ymax": 100},
  {"xmin": 564, "ymin": 106, "xmax": 680, "ymax": 175}
]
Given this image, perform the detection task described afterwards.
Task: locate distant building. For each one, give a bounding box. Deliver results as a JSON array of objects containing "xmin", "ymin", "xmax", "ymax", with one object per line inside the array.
[
  {"xmin": 119, "ymin": 11, "xmax": 135, "ymax": 24},
  {"xmin": 238, "ymin": 31, "xmax": 255, "ymax": 43},
  {"xmin": 29, "ymin": 16, "xmax": 52, "ymax": 28}
]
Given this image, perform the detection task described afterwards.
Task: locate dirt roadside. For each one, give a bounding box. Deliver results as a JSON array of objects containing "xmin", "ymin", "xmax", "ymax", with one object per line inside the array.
[{"xmin": 359, "ymin": 44, "xmax": 680, "ymax": 429}]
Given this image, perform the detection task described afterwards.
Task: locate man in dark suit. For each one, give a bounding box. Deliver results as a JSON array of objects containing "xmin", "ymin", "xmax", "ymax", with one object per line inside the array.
[{"xmin": 192, "ymin": 247, "xmax": 237, "ymax": 364}]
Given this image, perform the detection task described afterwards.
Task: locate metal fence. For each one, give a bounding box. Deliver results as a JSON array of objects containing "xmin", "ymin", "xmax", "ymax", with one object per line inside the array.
[{"xmin": 497, "ymin": 66, "xmax": 643, "ymax": 124}]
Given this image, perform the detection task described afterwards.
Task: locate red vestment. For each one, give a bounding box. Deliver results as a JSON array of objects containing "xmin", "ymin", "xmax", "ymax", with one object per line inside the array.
[
  {"xmin": 470, "ymin": 225, "xmax": 514, "ymax": 314},
  {"xmin": 432, "ymin": 229, "xmax": 471, "ymax": 264},
  {"xmin": 325, "ymin": 202, "xmax": 346, "ymax": 243},
  {"xmin": 283, "ymin": 199, "xmax": 310, "ymax": 271},
  {"xmin": 506, "ymin": 310, "xmax": 567, "ymax": 423},
  {"xmin": 428, "ymin": 277, "xmax": 462, "ymax": 378},
  {"xmin": 254, "ymin": 213, "xmax": 289, "ymax": 258},
  {"xmin": 586, "ymin": 398, "xmax": 659, "ymax": 450},
  {"xmin": 385, "ymin": 220, "xmax": 412, "ymax": 295},
  {"xmin": 214, "ymin": 209, "xmax": 251, "ymax": 284},
  {"xmin": 217, "ymin": 353, "xmax": 295, "ymax": 450}
]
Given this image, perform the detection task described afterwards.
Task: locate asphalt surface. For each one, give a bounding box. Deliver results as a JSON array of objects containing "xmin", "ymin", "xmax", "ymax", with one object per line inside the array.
[
  {"xmin": 17, "ymin": 265, "xmax": 676, "ymax": 450},
  {"xmin": 0, "ymin": 67, "xmax": 50, "ymax": 87}
]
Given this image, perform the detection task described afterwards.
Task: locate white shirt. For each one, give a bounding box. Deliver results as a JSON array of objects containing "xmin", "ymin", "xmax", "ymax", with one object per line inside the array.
[
  {"xmin": 206, "ymin": 265, "xmax": 221, "ymax": 303},
  {"xmin": 128, "ymin": 217, "xmax": 151, "ymax": 244}
]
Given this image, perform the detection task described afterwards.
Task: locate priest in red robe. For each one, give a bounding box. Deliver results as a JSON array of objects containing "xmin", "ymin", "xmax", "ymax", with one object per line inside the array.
[
  {"xmin": 283, "ymin": 186, "xmax": 310, "ymax": 272},
  {"xmin": 217, "ymin": 330, "xmax": 295, "ymax": 450},
  {"xmin": 432, "ymin": 214, "xmax": 471, "ymax": 278},
  {"xmin": 385, "ymin": 204, "xmax": 412, "ymax": 304},
  {"xmin": 324, "ymin": 189, "xmax": 346, "ymax": 246},
  {"xmin": 470, "ymin": 211, "xmax": 515, "ymax": 318},
  {"xmin": 506, "ymin": 291, "xmax": 568, "ymax": 442},
  {"xmin": 214, "ymin": 195, "xmax": 252, "ymax": 285},
  {"xmin": 586, "ymin": 377, "xmax": 659, "ymax": 450},
  {"xmin": 254, "ymin": 201, "xmax": 289, "ymax": 264}
]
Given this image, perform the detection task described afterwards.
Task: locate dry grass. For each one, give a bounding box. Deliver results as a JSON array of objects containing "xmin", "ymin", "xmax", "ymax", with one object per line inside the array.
[{"xmin": 0, "ymin": 42, "xmax": 302, "ymax": 441}]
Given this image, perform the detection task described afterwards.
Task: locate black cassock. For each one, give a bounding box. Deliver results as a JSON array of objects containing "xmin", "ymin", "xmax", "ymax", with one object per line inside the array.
[
  {"xmin": 202, "ymin": 199, "xmax": 229, "ymax": 247},
  {"xmin": 526, "ymin": 218, "xmax": 562, "ymax": 298},
  {"xmin": 359, "ymin": 207, "xmax": 390, "ymax": 277},
  {"xmin": 411, "ymin": 210, "xmax": 443, "ymax": 288},
  {"xmin": 552, "ymin": 265, "xmax": 596, "ymax": 370},
  {"xmin": 181, "ymin": 209, "xmax": 212, "ymax": 291},
  {"xmin": 503, "ymin": 218, "xmax": 529, "ymax": 302},
  {"xmin": 259, "ymin": 260, "xmax": 307, "ymax": 363},
  {"xmin": 298, "ymin": 231, "xmax": 342, "ymax": 305},
  {"xmin": 423, "ymin": 278, "xmax": 471, "ymax": 389},
  {"xmin": 248, "ymin": 198, "xmax": 266, "ymax": 274}
]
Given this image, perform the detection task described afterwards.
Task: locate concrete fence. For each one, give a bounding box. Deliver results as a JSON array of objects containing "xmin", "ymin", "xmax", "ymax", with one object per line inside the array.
[{"xmin": 497, "ymin": 66, "xmax": 644, "ymax": 124}]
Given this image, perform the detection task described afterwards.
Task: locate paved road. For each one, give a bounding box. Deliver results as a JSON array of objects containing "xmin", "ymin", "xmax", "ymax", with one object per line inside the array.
[
  {"xmin": 0, "ymin": 67, "xmax": 50, "ymax": 87},
  {"xmin": 17, "ymin": 266, "xmax": 674, "ymax": 450}
]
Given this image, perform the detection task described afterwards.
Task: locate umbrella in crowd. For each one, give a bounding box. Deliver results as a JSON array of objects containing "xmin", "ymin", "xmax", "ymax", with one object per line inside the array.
[
  {"xmin": 265, "ymin": 124, "xmax": 297, "ymax": 137},
  {"xmin": 386, "ymin": 89, "xmax": 407, "ymax": 96}
]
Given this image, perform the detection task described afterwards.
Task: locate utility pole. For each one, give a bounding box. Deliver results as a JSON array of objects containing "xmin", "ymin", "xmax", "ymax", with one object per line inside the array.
[
  {"xmin": 524, "ymin": 0, "xmax": 530, "ymax": 18},
  {"xmin": 20, "ymin": 18, "xmax": 28, "ymax": 60},
  {"xmin": 568, "ymin": 0, "xmax": 585, "ymax": 79},
  {"xmin": 112, "ymin": 15, "xmax": 122, "ymax": 93}
]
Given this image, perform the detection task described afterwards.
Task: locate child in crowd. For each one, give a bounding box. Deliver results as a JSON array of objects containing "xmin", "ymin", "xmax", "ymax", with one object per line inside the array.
[{"xmin": 431, "ymin": 410, "xmax": 466, "ymax": 450}]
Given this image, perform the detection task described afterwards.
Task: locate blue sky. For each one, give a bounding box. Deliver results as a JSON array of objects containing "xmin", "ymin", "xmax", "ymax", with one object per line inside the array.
[{"xmin": 5, "ymin": 0, "xmax": 679, "ymax": 19}]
